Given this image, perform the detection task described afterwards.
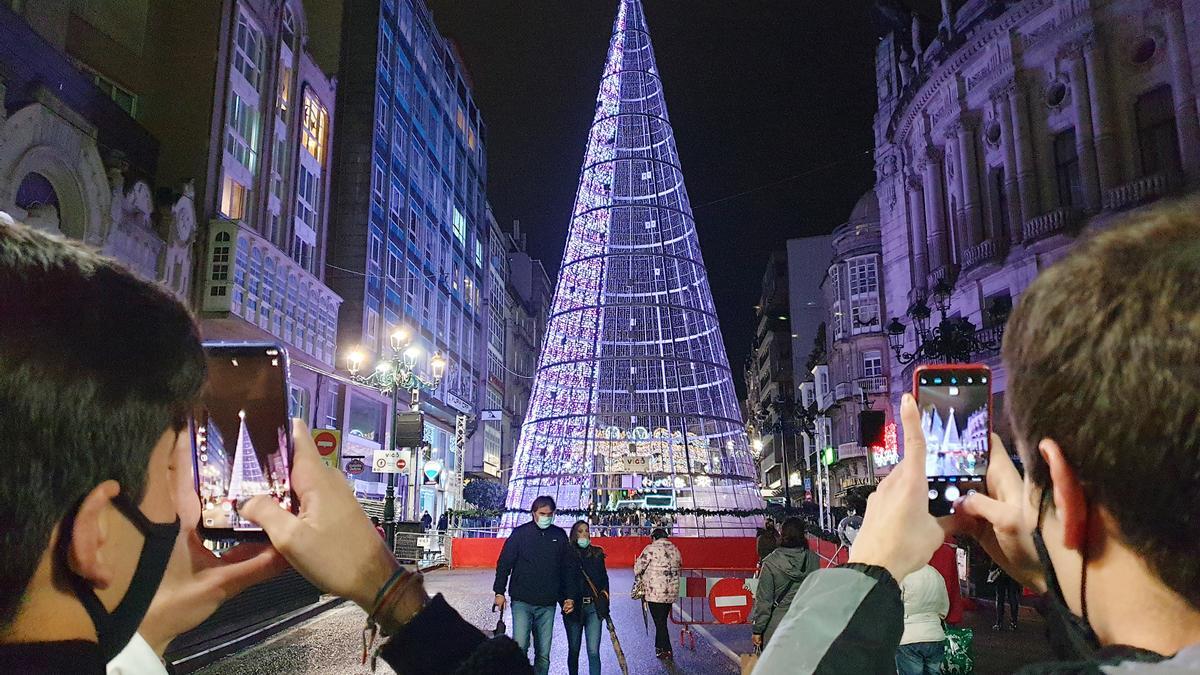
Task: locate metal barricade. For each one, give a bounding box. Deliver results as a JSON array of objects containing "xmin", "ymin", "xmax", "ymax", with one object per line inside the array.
[
  {"xmin": 669, "ymin": 568, "xmax": 757, "ymax": 650},
  {"xmin": 395, "ymin": 530, "xmax": 451, "ymax": 569}
]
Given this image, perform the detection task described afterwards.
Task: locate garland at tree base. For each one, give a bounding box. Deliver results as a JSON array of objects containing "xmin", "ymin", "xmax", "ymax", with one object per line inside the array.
[{"xmin": 444, "ymin": 506, "xmax": 840, "ymax": 544}]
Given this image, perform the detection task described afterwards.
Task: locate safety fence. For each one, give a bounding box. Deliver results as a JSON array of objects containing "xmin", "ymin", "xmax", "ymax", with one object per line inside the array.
[{"xmin": 670, "ymin": 568, "xmax": 758, "ymax": 650}]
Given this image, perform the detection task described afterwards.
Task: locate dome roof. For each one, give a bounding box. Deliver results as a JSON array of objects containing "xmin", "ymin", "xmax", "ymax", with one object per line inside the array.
[{"xmin": 848, "ymin": 189, "xmax": 879, "ymax": 223}]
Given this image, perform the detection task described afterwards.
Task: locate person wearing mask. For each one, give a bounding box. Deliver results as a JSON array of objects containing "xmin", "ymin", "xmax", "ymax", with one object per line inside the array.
[
  {"xmin": 895, "ymin": 565, "xmax": 949, "ymax": 674},
  {"xmin": 564, "ymin": 521, "xmax": 609, "ymax": 675},
  {"xmin": 756, "ymin": 518, "xmax": 779, "ymax": 563},
  {"xmin": 990, "ymin": 563, "xmax": 1022, "ymax": 631},
  {"xmin": 750, "ymin": 517, "xmax": 819, "ymax": 650},
  {"xmin": 0, "ymin": 220, "xmax": 531, "ymax": 674},
  {"xmin": 634, "ymin": 528, "xmax": 682, "ymax": 659},
  {"xmin": 754, "ymin": 201, "xmax": 1200, "ymax": 673},
  {"xmin": 421, "ymin": 510, "xmax": 433, "ymax": 532},
  {"xmin": 493, "ymin": 496, "xmax": 574, "ymax": 675},
  {"xmin": 437, "ymin": 511, "xmax": 449, "ymax": 532}
]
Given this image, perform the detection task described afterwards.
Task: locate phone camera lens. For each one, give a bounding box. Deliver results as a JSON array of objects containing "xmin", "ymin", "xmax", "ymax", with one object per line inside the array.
[{"xmin": 950, "ymin": 377, "xmax": 957, "ymax": 384}]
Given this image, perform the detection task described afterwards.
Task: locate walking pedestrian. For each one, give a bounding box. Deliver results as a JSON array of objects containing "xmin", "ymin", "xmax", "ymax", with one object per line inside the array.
[
  {"xmin": 756, "ymin": 518, "xmax": 779, "ymax": 563},
  {"xmin": 421, "ymin": 510, "xmax": 433, "ymax": 532},
  {"xmin": 750, "ymin": 517, "xmax": 819, "ymax": 650},
  {"xmin": 564, "ymin": 521, "xmax": 609, "ymax": 675},
  {"xmin": 895, "ymin": 565, "xmax": 949, "ymax": 675},
  {"xmin": 989, "ymin": 563, "xmax": 1021, "ymax": 631},
  {"xmin": 371, "ymin": 516, "xmax": 387, "ymax": 539},
  {"xmin": 494, "ymin": 496, "xmax": 574, "ymax": 675},
  {"xmin": 634, "ymin": 527, "xmax": 682, "ymax": 659},
  {"xmin": 437, "ymin": 511, "xmax": 449, "ymax": 532}
]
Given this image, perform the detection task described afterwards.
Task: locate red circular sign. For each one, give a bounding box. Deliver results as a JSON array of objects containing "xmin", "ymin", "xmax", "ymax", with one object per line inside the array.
[
  {"xmin": 708, "ymin": 578, "xmax": 754, "ymax": 625},
  {"xmin": 346, "ymin": 458, "xmax": 365, "ymax": 476},
  {"xmin": 314, "ymin": 431, "xmax": 338, "ymax": 456}
]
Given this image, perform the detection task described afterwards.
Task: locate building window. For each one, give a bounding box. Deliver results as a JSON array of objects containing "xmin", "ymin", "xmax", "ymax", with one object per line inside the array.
[
  {"xmin": 988, "ymin": 166, "xmax": 1009, "ymax": 240},
  {"xmin": 1135, "ymin": 84, "xmax": 1181, "ymax": 178},
  {"xmin": 220, "ymin": 175, "xmax": 249, "ymax": 221},
  {"xmin": 391, "ymin": 186, "xmax": 403, "ymax": 222},
  {"xmin": 829, "ymin": 264, "xmax": 844, "ymax": 340},
  {"xmin": 233, "ymin": 12, "xmax": 264, "ymax": 90},
  {"xmin": 388, "ymin": 250, "xmax": 400, "ymax": 280},
  {"xmin": 1053, "ymin": 128, "xmax": 1081, "ymax": 208},
  {"xmin": 289, "ymin": 385, "xmax": 309, "ymax": 421},
  {"xmin": 88, "ymin": 70, "xmax": 137, "ymax": 116},
  {"xmin": 226, "ymin": 93, "xmax": 261, "ymax": 174},
  {"xmin": 379, "ymin": 27, "xmax": 392, "ymax": 78},
  {"xmin": 367, "ymin": 308, "xmax": 379, "ymax": 342},
  {"xmin": 452, "ymin": 207, "xmax": 466, "ymax": 246},
  {"xmin": 211, "ymin": 231, "xmax": 232, "ymax": 281},
  {"xmin": 847, "ymin": 256, "xmax": 880, "ymax": 335},
  {"xmin": 861, "ymin": 350, "xmax": 883, "ymax": 378},
  {"xmin": 373, "ymin": 163, "xmax": 386, "ymax": 201},
  {"xmin": 369, "ymin": 233, "xmax": 383, "ymax": 270},
  {"xmin": 301, "ymin": 91, "xmax": 329, "ymax": 164}
]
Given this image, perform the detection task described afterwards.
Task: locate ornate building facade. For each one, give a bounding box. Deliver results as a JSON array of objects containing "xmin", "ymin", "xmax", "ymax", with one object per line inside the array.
[{"xmin": 874, "ymin": 0, "xmax": 1200, "ymax": 441}]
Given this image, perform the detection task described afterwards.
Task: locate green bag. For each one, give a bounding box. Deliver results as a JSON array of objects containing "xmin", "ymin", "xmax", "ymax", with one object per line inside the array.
[{"xmin": 941, "ymin": 625, "xmax": 975, "ymax": 674}]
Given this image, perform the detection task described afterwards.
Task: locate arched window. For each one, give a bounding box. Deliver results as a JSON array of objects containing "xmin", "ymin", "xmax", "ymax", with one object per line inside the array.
[
  {"xmin": 263, "ymin": 257, "xmax": 276, "ymax": 328},
  {"xmin": 247, "ymin": 248, "xmax": 263, "ymax": 319}
]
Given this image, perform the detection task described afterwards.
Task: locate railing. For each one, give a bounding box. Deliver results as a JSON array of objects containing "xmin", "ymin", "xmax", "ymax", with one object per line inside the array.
[
  {"xmin": 1101, "ymin": 173, "xmax": 1170, "ymax": 211},
  {"xmin": 962, "ymin": 237, "xmax": 1005, "ymax": 270},
  {"xmin": 856, "ymin": 376, "xmax": 888, "ymax": 394},
  {"xmin": 1022, "ymin": 207, "xmax": 1079, "ymax": 242},
  {"xmin": 834, "ymin": 381, "xmax": 853, "ymax": 401},
  {"xmin": 818, "ymin": 390, "xmax": 834, "ymax": 411},
  {"xmin": 837, "ymin": 442, "xmax": 866, "ymax": 460}
]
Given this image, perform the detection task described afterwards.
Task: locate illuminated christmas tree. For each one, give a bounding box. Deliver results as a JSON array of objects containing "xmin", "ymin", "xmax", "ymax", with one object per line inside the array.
[
  {"xmin": 503, "ymin": 0, "xmax": 762, "ymax": 535},
  {"xmin": 228, "ymin": 410, "xmax": 268, "ymax": 501}
]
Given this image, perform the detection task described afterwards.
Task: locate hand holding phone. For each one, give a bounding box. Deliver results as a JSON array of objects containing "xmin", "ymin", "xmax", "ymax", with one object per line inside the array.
[{"xmin": 913, "ymin": 364, "xmax": 992, "ymax": 516}]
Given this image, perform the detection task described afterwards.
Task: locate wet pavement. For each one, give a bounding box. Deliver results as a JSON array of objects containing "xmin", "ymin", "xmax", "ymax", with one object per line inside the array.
[{"xmin": 195, "ymin": 568, "xmax": 739, "ymax": 674}]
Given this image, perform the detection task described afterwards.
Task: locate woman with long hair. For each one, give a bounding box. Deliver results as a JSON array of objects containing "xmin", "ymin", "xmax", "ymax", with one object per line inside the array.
[
  {"xmin": 564, "ymin": 521, "xmax": 609, "ymax": 675},
  {"xmin": 749, "ymin": 517, "xmax": 820, "ymax": 650}
]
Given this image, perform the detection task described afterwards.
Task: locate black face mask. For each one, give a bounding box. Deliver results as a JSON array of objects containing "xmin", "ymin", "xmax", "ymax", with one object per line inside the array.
[
  {"xmin": 1033, "ymin": 490, "xmax": 1101, "ymax": 662},
  {"xmin": 66, "ymin": 491, "xmax": 180, "ymax": 661}
]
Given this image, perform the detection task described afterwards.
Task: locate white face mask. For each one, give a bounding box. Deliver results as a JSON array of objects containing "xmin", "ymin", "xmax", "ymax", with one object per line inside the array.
[{"xmin": 537, "ymin": 515, "xmax": 553, "ymax": 529}]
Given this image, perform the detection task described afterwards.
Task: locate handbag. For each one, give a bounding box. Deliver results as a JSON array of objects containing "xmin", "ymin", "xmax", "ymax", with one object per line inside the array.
[
  {"xmin": 941, "ymin": 625, "xmax": 975, "ymax": 674},
  {"xmin": 631, "ymin": 574, "xmax": 645, "ymax": 600}
]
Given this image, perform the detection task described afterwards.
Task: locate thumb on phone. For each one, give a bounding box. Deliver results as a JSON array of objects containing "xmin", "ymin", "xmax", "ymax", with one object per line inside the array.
[{"xmin": 240, "ymin": 495, "xmax": 300, "ymax": 548}]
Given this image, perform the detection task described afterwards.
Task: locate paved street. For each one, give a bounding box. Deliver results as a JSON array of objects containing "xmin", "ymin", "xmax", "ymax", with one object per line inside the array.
[{"xmin": 196, "ymin": 568, "xmax": 738, "ymax": 675}]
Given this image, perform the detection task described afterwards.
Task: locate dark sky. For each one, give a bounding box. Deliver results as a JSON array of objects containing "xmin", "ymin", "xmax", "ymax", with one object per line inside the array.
[{"xmin": 425, "ymin": 1, "xmax": 933, "ymax": 388}]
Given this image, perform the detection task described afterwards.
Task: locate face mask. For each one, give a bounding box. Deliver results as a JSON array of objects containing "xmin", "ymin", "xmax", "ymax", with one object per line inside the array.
[
  {"xmin": 66, "ymin": 491, "xmax": 180, "ymax": 660},
  {"xmin": 1033, "ymin": 490, "xmax": 1100, "ymax": 662},
  {"xmin": 577, "ymin": 538, "xmax": 590, "ymax": 549},
  {"xmin": 537, "ymin": 515, "xmax": 553, "ymax": 529}
]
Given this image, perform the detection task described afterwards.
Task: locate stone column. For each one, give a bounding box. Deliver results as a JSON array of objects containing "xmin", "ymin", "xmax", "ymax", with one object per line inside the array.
[
  {"xmin": 906, "ymin": 171, "xmax": 929, "ymax": 290},
  {"xmin": 1007, "ymin": 79, "xmax": 1039, "ymax": 225},
  {"xmin": 1083, "ymin": 35, "xmax": 1122, "ymax": 192},
  {"xmin": 994, "ymin": 87, "xmax": 1023, "ymax": 244},
  {"xmin": 955, "ymin": 121, "xmax": 985, "ymax": 246},
  {"xmin": 1163, "ymin": 0, "xmax": 1200, "ymax": 173},
  {"xmin": 920, "ymin": 147, "xmax": 949, "ymax": 272},
  {"xmin": 1069, "ymin": 51, "xmax": 1101, "ymax": 210}
]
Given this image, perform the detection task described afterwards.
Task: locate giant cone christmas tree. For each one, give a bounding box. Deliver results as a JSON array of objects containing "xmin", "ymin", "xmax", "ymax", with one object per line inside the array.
[{"xmin": 503, "ymin": 0, "xmax": 763, "ymax": 535}]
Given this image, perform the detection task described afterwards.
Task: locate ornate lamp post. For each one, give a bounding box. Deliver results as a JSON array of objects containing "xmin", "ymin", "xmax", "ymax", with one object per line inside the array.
[
  {"xmin": 886, "ymin": 279, "xmax": 1008, "ymax": 365},
  {"xmin": 347, "ymin": 325, "xmax": 447, "ymax": 545}
]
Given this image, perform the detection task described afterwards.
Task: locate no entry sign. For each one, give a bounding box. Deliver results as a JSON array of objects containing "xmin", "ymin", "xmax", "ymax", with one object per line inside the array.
[
  {"xmin": 708, "ymin": 577, "xmax": 753, "ymax": 624},
  {"xmin": 312, "ymin": 429, "xmax": 341, "ymax": 470}
]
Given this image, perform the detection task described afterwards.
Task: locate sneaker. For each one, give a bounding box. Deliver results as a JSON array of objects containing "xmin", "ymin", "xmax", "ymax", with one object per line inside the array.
[
  {"xmin": 992, "ymin": 624, "xmax": 1002, "ymax": 631},
  {"xmin": 1010, "ymin": 622, "xmax": 1018, "ymax": 632}
]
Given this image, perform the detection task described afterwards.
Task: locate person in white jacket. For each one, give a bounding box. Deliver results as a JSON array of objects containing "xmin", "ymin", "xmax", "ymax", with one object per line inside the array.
[{"xmin": 895, "ymin": 565, "xmax": 949, "ymax": 675}]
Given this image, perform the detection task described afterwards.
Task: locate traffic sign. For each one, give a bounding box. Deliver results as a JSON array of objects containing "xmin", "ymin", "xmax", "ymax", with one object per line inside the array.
[
  {"xmin": 373, "ymin": 449, "xmax": 411, "ymax": 474},
  {"xmin": 346, "ymin": 458, "xmax": 365, "ymax": 476},
  {"xmin": 708, "ymin": 577, "xmax": 753, "ymax": 624},
  {"xmin": 312, "ymin": 429, "xmax": 341, "ymax": 470}
]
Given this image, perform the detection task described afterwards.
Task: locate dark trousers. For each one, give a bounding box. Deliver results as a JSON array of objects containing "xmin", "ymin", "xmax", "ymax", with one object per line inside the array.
[
  {"xmin": 648, "ymin": 601, "xmax": 672, "ymax": 652},
  {"xmin": 995, "ymin": 577, "xmax": 1021, "ymax": 625}
]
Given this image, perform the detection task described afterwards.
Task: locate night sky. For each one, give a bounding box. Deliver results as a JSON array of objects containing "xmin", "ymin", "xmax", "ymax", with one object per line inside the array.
[{"xmin": 425, "ymin": 1, "xmax": 937, "ymax": 387}]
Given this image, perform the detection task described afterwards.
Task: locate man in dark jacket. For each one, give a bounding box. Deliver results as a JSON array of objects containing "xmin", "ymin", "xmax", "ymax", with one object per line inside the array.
[
  {"xmin": 755, "ymin": 203, "xmax": 1200, "ymax": 674},
  {"xmin": 494, "ymin": 496, "xmax": 575, "ymax": 675}
]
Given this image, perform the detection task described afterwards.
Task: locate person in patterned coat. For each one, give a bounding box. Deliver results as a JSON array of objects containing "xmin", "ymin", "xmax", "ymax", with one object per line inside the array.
[{"xmin": 634, "ymin": 528, "xmax": 682, "ymax": 658}]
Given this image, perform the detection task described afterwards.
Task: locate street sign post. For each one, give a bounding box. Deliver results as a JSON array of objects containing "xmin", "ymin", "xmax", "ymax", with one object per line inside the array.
[
  {"xmin": 346, "ymin": 458, "xmax": 366, "ymax": 476},
  {"xmin": 707, "ymin": 577, "xmax": 753, "ymax": 624},
  {"xmin": 312, "ymin": 429, "xmax": 341, "ymax": 470},
  {"xmin": 373, "ymin": 449, "xmax": 411, "ymax": 474}
]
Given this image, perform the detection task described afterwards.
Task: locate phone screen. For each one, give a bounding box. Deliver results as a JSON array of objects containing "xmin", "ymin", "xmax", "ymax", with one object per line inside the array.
[
  {"xmin": 915, "ymin": 365, "xmax": 991, "ymax": 515},
  {"xmin": 193, "ymin": 343, "xmax": 294, "ymax": 534}
]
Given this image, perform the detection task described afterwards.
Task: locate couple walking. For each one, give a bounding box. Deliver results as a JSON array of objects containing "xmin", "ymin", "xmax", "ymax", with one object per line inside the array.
[{"xmin": 493, "ymin": 496, "xmax": 611, "ymax": 675}]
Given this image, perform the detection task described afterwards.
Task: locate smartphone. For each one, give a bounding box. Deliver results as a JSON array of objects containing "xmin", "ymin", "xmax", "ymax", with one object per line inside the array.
[
  {"xmin": 192, "ymin": 342, "xmax": 296, "ymax": 539},
  {"xmin": 913, "ymin": 364, "xmax": 991, "ymax": 516}
]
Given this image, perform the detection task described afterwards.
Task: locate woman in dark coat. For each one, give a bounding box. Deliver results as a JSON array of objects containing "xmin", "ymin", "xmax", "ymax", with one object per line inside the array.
[{"xmin": 563, "ymin": 520, "xmax": 609, "ymax": 675}]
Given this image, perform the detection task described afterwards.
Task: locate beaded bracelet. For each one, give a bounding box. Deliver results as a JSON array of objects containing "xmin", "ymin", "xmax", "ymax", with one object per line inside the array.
[{"xmin": 361, "ymin": 568, "xmax": 409, "ymax": 665}]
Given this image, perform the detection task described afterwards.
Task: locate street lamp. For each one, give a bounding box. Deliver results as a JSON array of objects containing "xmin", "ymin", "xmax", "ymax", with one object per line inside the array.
[
  {"xmin": 346, "ymin": 325, "xmax": 447, "ymax": 546},
  {"xmin": 886, "ymin": 280, "xmax": 1008, "ymax": 365}
]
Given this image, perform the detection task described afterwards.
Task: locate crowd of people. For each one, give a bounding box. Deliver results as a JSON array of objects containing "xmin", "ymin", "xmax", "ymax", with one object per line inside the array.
[{"xmin": 1, "ymin": 200, "xmax": 1198, "ymax": 675}]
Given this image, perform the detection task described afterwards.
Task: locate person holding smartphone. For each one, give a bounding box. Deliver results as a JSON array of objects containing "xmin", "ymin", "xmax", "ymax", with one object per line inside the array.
[{"xmin": 753, "ymin": 201, "xmax": 1200, "ymax": 673}]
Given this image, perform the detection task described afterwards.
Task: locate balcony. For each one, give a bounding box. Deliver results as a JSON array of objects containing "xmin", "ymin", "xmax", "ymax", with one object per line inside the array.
[
  {"xmin": 856, "ymin": 376, "xmax": 888, "ymax": 394},
  {"xmin": 1101, "ymin": 173, "xmax": 1170, "ymax": 212},
  {"xmin": 899, "ymin": 324, "xmax": 1004, "ymax": 383},
  {"xmin": 837, "ymin": 442, "xmax": 867, "ymax": 460},
  {"xmin": 1022, "ymin": 207, "xmax": 1079, "ymax": 242},
  {"xmin": 834, "ymin": 381, "xmax": 853, "ymax": 401},
  {"xmin": 925, "ymin": 264, "xmax": 960, "ymax": 291},
  {"xmin": 961, "ymin": 237, "xmax": 1006, "ymax": 271}
]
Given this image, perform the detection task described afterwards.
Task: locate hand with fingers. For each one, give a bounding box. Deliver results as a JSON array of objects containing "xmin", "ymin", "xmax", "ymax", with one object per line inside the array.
[
  {"xmin": 945, "ymin": 433, "xmax": 1047, "ymax": 593},
  {"xmin": 847, "ymin": 393, "xmax": 949, "ymax": 582}
]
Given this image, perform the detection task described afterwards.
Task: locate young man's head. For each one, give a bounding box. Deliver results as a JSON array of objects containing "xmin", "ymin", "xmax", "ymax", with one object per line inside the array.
[
  {"xmin": 1002, "ymin": 200, "xmax": 1200, "ymax": 642},
  {"xmin": 530, "ymin": 496, "xmax": 555, "ymax": 529},
  {"xmin": 0, "ymin": 221, "xmax": 206, "ymax": 652}
]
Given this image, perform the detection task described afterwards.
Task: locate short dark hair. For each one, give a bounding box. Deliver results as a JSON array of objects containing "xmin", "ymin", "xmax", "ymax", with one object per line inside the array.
[
  {"xmin": 651, "ymin": 528, "xmax": 668, "ymax": 540},
  {"xmin": 530, "ymin": 495, "xmax": 556, "ymax": 513},
  {"xmin": 779, "ymin": 517, "xmax": 809, "ymax": 549},
  {"xmin": 1002, "ymin": 200, "xmax": 1200, "ymax": 609},
  {"xmin": 371, "ymin": 517, "xmax": 381, "ymax": 525},
  {"xmin": 0, "ymin": 221, "xmax": 206, "ymax": 628}
]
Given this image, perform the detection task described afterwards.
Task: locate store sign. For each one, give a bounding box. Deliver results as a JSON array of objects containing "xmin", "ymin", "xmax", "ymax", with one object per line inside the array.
[
  {"xmin": 445, "ymin": 392, "xmax": 471, "ymax": 414},
  {"xmin": 481, "ymin": 409, "xmax": 502, "ymax": 421},
  {"xmin": 873, "ymin": 422, "xmax": 900, "ymax": 467},
  {"xmin": 346, "ymin": 458, "xmax": 366, "ymax": 476}
]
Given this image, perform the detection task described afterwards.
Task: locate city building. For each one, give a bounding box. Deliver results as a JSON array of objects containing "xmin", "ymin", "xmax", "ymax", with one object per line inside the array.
[
  {"xmin": 327, "ymin": 0, "xmax": 488, "ymax": 520},
  {"xmin": 502, "ymin": 0, "xmax": 763, "ymax": 536},
  {"xmin": 0, "ymin": 2, "xmax": 195, "ymax": 297},
  {"xmin": 501, "ymin": 219, "xmax": 551, "ymax": 485},
  {"xmin": 873, "ymin": 0, "xmax": 1200, "ymax": 445},
  {"xmin": 744, "ymin": 251, "xmax": 799, "ymax": 502},
  {"xmin": 464, "ymin": 205, "xmax": 509, "ymax": 482},
  {"xmin": 813, "ymin": 190, "xmax": 895, "ymax": 504},
  {"xmin": 786, "ymin": 233, "xmax": 834, "ymax": 384}
]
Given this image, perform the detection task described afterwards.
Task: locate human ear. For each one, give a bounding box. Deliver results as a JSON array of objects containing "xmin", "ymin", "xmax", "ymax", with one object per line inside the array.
[
  {"xmin": 1039, "ymin": 439, "xmax": 1089, "ymax": 552},
  {"xmin": 67, "ymin": 480, "xmax": 121, "ymax": 590}
]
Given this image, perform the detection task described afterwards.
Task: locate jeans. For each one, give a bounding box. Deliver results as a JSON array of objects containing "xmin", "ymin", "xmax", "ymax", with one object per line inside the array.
[
  {"xmin": 896, "ymin": 641, "xmax": 945, "ymax": 675},
  {"xmin": 648, "ymin": 601, "xmax": 673, "ymax": 653},
  {"xmin": 995, "ymin": 577, "xmax": 1021, "ymax": 626},
  {"xmin": 511, "ymin": 600, "xmax": 556, "ymax": 675},
  {"xmin": 565, "ymin": 602, "xmax": 603, "ymax": 675}
]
